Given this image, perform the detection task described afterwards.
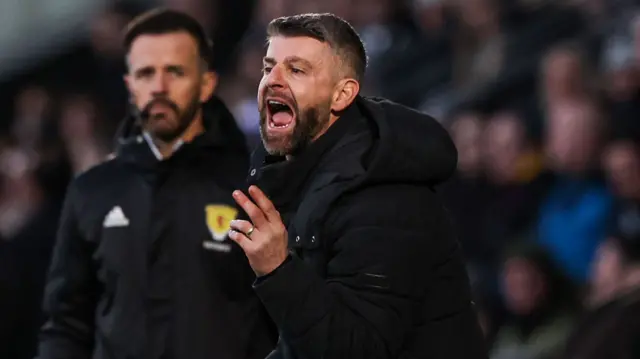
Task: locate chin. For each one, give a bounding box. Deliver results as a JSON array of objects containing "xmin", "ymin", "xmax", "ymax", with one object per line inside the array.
[
  {"xmin": 260, "ymin": 124, "xmax": 293, "ymax": 154},
  {"xmin": 263, "ymin": 140, "xmax": 292, "ymax": 156},
  {"xmin": 262, "ymin": 136, "xmax": 295, "ymax": 156},
  {"xmin": 150, "ymin": 127, "xmax": 181, "ymax": 142}
]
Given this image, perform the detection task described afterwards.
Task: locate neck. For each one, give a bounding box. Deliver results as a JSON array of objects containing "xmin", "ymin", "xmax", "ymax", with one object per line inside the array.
[{"xmin": 284, "ymin": 112, "xmax": 341, "ymax": 162}]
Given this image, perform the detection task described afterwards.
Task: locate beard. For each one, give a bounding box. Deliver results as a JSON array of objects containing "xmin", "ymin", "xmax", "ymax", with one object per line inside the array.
[
  {"xmin": 137, "ymin": 93, "xmax": 201, "ymax": 143},
  {"xmin": 259, "ymin": 98, "xmax": 331, "ymax": 157}
]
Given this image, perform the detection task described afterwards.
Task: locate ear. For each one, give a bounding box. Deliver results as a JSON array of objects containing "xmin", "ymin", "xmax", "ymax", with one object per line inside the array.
[
  {"xmin": 123, "ymin": 74, "xmax": 137, "ymax": 106},
  {"xmin": 123, "ymin": 74, "xmax": 132, "ymax": 94},
  {"xmin": 200, "ymin": 71, "xmax": 218, "ymax": 103},
  {"xmin": 331, "ymin": 78, "xmax": 359, "ymax": 112}
]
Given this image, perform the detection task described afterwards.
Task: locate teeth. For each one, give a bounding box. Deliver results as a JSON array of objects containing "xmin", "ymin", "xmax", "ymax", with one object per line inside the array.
[
  {"xmin": 268, "ymin": 120, "xmax": 291, "ymax": 129},
  {"xmin": 268, "ymin": 100, "xmax": 285, "ymax": 106}
]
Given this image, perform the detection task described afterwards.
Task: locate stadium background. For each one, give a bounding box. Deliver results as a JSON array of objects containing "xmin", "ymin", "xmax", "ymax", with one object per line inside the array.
[{"xmin": 1, "ymin": 0, "xmax": 640, "ymax": 358}]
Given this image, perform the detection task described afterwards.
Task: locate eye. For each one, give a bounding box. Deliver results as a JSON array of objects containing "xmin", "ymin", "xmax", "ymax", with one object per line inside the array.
[
  {"xmin": 135, "ymin": 68, "xmax": 154, "ymax": 79},
  {"xmin": 291, "ymin": 67, "xmax": 303, "ymax": 74},
  {"xmin": 166, "ymin": 66, "xmax": 185, "ymax": 77},
  {"xmin": 262, "ymin": 66, "xmax": 272, "ymax": 74}
]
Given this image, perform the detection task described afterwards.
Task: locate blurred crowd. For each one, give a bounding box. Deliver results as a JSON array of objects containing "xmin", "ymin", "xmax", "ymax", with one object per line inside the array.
[{"xmin": 0, "ymin": 0, "xmax": 639, "ymax": 358}]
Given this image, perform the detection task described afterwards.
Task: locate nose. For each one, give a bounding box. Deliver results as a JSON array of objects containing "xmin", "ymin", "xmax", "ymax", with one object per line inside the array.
[
  {"xmin": 264, "ymin": 65, "xmax": 286, "ymax": 90},
  {"xmin": 150, "ymin": 72, "xmax": 168, "ymax": 95}
]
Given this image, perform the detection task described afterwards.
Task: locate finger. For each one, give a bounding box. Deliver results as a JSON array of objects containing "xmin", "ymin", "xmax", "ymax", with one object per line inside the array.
[
  {"xmin": 248, "ymin": 186, "xmax": 281, "ymax": 222},
  {"xmin": 228, "ymin": 229, "xmax": 256, "ymax": 251},
  {"xmin": 233, "ymin": 190, "xmax": 267, "ymax": 227},
  {"xmin": 229, "ymin": 219, "xmax": 256, "ymax": 238}
]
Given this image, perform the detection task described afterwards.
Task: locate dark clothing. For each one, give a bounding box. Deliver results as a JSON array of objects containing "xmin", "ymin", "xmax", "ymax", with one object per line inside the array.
[
  {"xmin": 37, "ymin": 97, "xmax": 277, "ymax": 359},
  {"xmin": 0, "ymin": 200, "xmax": 63, "ymax": 359},
  {"xmin": 563, "ymin": 288, "xmax": 640, "ymax": 359},
  {"xmin": 438, "ymin": 174, "xmax": 493, "ymax": 266},
  {"xmin": 246, "ymin": 96, "xmax": 488, "ymax": 359}
]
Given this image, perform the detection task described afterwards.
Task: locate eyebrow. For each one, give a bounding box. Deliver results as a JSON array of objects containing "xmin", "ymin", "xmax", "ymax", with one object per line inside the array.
[
  {"xmin": 133, "ymin": 64, "xmax": 186, "ymax": 75},
  {"xmin": 263, "ymin": 56, "xmax": 314, "ymax": 68}
]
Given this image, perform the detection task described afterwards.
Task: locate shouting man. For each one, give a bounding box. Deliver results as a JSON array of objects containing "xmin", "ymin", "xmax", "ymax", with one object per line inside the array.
[{"xmin": 229, "ymin": 13, "xmax": 487, "ymax": 359}]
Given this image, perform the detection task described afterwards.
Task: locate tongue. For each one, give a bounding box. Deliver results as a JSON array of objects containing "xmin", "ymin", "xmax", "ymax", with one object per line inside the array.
[{"xmin": 271, "ymin": 111, "xmax": 294, "ymax": 126}]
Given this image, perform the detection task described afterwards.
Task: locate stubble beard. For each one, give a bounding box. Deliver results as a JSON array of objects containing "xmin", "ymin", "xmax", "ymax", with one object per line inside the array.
[
  {"xmin": 259, "ymin": 101, "xmax": 331, "ymax": 157},
  {"xmin": 138, "ymin": 93, "xmax": 201, "ymax": 144}
]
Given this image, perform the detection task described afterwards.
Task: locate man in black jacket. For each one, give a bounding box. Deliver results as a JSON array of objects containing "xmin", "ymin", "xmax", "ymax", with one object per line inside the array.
[
  {"xmin": 228, "ymin": 13, "xmax": 488, "ymax": 359},
  {"xmin": 37, "ymin": 9, "xmax": 276, "ymax": 359}
]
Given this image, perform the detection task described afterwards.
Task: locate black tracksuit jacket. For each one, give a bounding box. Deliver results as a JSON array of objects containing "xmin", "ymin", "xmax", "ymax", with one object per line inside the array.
[
  {"xmin": 246, "ymin": 96, "xmax": 488, "ymax": 359},
  {"xmin": 37, "ymin": 98, "xmax": 277, "ymax": 359}
]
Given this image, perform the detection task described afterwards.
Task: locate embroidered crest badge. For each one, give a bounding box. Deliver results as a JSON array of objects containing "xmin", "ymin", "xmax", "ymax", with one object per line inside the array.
[{"xmin": 205, "ymin": 204, "xmax": 238, "ymax": 241}]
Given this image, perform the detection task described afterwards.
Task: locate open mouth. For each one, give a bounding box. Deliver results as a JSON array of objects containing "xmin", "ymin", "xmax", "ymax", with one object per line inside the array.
[{"xmin": 266, "ymin": 99, "xmax": 295, "ymax": 130}]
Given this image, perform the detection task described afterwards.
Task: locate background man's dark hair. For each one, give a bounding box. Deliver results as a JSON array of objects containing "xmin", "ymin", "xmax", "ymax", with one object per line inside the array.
[
  {"xmin": 266, "ymin": 13, "xmax": 367, "ymax": 82},
  {"xmin": 123, "ymin": 8, "xmax": 214, "ymax": 70}
]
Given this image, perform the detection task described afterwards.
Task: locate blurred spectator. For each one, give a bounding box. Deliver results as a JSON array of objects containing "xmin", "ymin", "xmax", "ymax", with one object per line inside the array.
[
  {"xmin": 634, "ymin": 12, "xmax": 640, "ymax": 59},
  {"xmin": 481, "ymin": 110, "xmax": 552, "ymax": 264},
  {"xmin": 88, "ymin": 2, "xmax": 133, "ymax": 130},
  {"xmin": 10, "ymin": 86, "xmax": 53, "ymax": 151},
  {"xmin": 483, "ymin": 110, "xmax": 543, "ymax": 186},
  {"xmin": 58, "ymin": 95, "xmax": 109, "ymax": 174},
  {"xmin": 439, "ymin": 112, "xmax": 492, "ymax": 271},
  {"xmin": 0, "ymin": 147, "xmax": 42, "ymax": 239},
  {"xmin": 562, "ymin": 215, "xmax": 640, "ymax": 359},
  {"xmin": 351, "ymin": 0, "xmax": 403, "ymax": 55},
  {"xmin": 0, "ymin": 144, "xmax": 68, "ymax": 359},
  {"xmin": 449, "ymin": 112, "xmax": 485, "ymax": 177},
  {"xmin": 600, "ymin": 28, "xmax": 640, "ymax": 139},
  {"xmin": 490, "ymin": 243, "xmax": 578, "ymax": 359},
  {"xmin": 537, "ymin": 99, "xmax": 614, "ymax": 283},
  {"xmin": 451, "ymin": 0, "xmax": 505, "ymax": 89},
  {"xmin": 223, "ymin": 34, "xmax": 264, "ymax": 148},
  {"xmin": 373, "ymin": 0, "xmax": 455, "ymax": 110},
  {"xmin": 540, "ymin": 44, "xmax": 595, "ymax": 108},
  {"xmin": 603, "ymin": 140, "xmax": 640, "ymax": 202}
]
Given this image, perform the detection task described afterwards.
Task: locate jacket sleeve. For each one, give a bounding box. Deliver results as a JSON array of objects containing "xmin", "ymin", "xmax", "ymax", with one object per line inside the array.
[
  {"xmin": 37, "ymin": 183, "xmax": 98, "ymax": 359},
  {"xmin": 253, "ymin": 186, "xmax": 474, "ymax": 359}
]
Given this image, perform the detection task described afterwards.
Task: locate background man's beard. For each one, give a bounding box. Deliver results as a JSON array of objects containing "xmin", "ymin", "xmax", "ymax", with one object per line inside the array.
[
  {"xmin": 138, "ymin": 95, "xmax": 201, "ymax": 143},
  {"xmin": 259, "ymin": 102, "xmax": 331, "ymax": 156}
]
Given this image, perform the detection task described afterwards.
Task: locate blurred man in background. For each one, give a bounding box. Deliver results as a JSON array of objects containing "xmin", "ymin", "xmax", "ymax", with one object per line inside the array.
[
  {"xmin": 536, "ymin": 99, "xmax": 614, "ymax": 283},
  {"xmin": 562, "ymin": 211, "xmax": 640, "ymax": 359},
  {"xmin": 36, "ymin": 9, "xmax": 276, "ymax": 359},
  {"xmin": 228, "ymin": 13, "xmax": 486, "ymax": 359},
  {"xmin": 490, "ymin": 243, "xmax": 577, "ymax": 359}
]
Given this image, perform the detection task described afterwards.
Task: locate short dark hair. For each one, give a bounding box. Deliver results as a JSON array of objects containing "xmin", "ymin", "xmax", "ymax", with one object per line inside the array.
[
  {"xmin": 266, "ymin": 13, "xmax": 367, "ymax": 81},
  {"xmin": 123, "ymin": 8, "xmax": 213, "ymax": 69}
]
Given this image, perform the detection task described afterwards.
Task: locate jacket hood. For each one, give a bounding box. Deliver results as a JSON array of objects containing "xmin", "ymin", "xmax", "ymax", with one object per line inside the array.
[
  {"xmin": 357, "ymin": 96, "xmax": 457, "ymax": 187},
  {"xmin": 113, "ymin": 96, "xmax": 248, "ymax": 156}
]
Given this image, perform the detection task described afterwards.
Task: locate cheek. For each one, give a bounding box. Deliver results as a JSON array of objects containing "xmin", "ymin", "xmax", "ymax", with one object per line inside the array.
[
  {"xmin": 257, "ymin": 80, "xmax": 267, "ymax": 103},
  {"xmin": 128, "ymin": 82, "xmax": 153, "ymax": 108},
  {"xmin": 171, "ymin": 81, "xmax": 200, "ymax": 107},
  {"xmin": 291, "ymin": 82, "xmax": 322, "ymax": 110}
]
